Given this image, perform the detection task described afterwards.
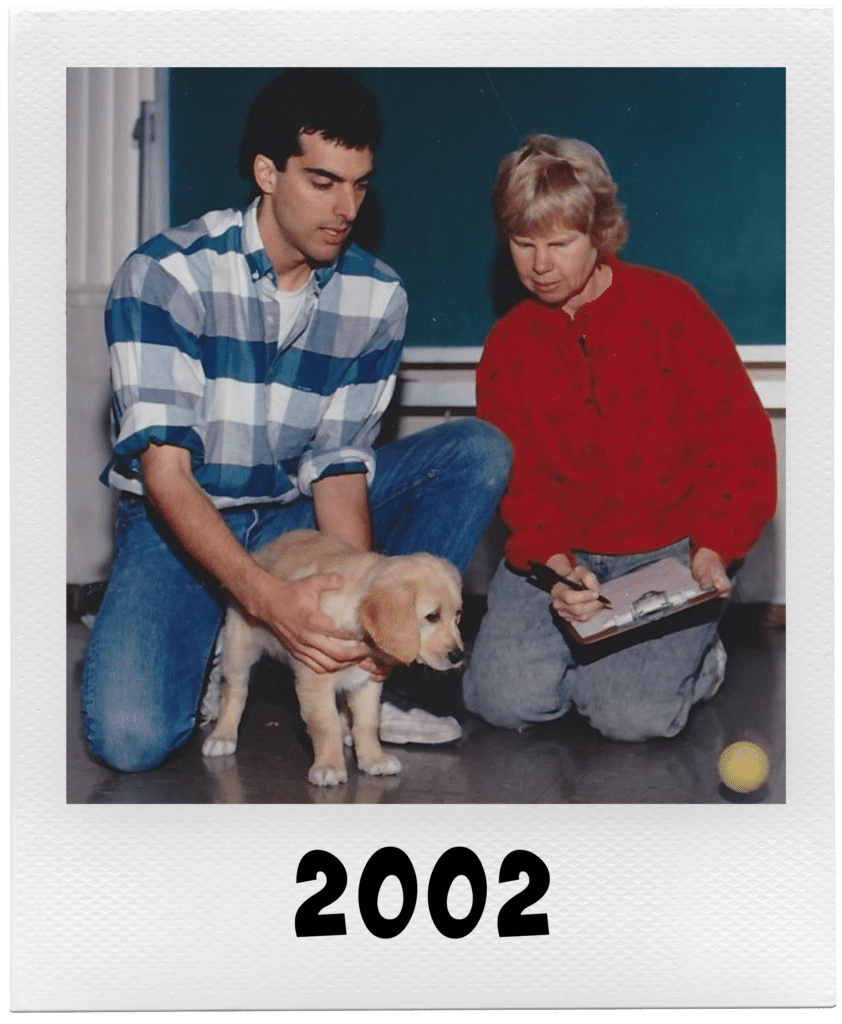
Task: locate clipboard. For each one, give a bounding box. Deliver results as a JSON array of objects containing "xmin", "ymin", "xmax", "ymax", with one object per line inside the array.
[{"xmin": 530, "ymin": 556, "xmax": 721, "ymax": 645}]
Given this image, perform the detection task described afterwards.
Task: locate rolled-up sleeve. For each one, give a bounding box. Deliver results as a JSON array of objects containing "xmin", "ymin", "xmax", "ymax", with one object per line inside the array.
[{"xmin": 104, "ymin": 254, "xmax": 207, "ymax": 485}]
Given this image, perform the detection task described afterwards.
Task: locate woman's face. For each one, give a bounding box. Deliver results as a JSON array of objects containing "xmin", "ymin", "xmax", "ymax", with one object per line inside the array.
[{"xmin": 508, "ymin": 224, "xmax": 599, "ymax": 309}]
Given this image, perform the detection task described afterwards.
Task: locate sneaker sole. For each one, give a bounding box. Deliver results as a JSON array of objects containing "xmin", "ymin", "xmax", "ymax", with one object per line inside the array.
[{"xmin": 379, "ymin": 728, "xmax": 462, "ymax": 746}]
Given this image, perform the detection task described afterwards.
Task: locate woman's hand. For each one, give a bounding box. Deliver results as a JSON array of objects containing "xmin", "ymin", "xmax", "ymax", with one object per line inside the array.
[
  {"xmin": 546, "ymin": 553, "xmax": 606, "ymax": 623},
  {"xmin": 691, "ymin": 547, "xmax": 731, "ymax": 596}
]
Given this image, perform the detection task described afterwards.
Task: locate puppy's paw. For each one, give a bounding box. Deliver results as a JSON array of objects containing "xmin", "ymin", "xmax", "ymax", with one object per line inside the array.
[
  {"xmin": 308, "ymin": 764, "xmax": 348, "ymax": 787},
  {"xmin": 358, "ymin": 752, "xmax": 402, "ymax": 777},
  {"xmin": 202, "ymin": 735, "xmax": 238, "ymax": 757}
]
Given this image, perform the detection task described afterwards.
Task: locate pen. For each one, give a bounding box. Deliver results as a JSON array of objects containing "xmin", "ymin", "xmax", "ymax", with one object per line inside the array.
[{"xmin": 526, "ymin": 560, "xmax": 613, "ymax": 607}]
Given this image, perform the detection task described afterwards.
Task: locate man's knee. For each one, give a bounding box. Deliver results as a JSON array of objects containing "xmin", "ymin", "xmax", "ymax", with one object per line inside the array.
[
  {"xmin": 84, "ymin": 707, "xmax": 192, "ymax": 773},
  {"xmin": 464, "ymin": 419, "xmax": 513, "ymax": 487},
  {"xmin": 81, "ymin": 656, "xmax": 195, "ymax": 773},
  {"xmin": 435, "ymin": 418, "xmax": 512, "ymax": 489},
  {"xmin": 473, "ymin": 417, "xmax": 513, "ymax": 465}
]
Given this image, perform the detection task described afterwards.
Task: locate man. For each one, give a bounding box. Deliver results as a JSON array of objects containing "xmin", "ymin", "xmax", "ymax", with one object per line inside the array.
[{"xmin": 82, "ymin": 69, "xmax": 511, "ymax": 773}]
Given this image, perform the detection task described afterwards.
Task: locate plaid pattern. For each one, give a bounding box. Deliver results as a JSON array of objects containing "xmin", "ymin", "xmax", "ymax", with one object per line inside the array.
[{"xmin": 101, "ymin": 199, "xmax": 407, "ymax": 508}]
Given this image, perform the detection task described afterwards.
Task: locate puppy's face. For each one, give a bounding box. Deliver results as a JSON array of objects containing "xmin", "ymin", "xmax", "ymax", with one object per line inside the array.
[
  {"xmin": 411, "ymin": 557, "xmax": 464, "ymax": 671},
  {"xmin": 359, "ymin": 554, "xmax": 464, "ymax": 671}
]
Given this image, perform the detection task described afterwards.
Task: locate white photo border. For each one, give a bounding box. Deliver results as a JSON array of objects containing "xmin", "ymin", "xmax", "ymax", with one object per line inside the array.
[{"xmin": 10, "ymin": 6, "xmax": 834, "ymax": 1011}]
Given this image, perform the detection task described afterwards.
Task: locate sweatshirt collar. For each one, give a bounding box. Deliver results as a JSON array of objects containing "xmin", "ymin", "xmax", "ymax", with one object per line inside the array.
[{"xmin": 558, "ymin": 251, "xmax": 626, "ymax": 329}]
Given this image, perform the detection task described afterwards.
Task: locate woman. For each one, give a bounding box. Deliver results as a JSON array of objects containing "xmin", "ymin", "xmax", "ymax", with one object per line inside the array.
[{"xmin": 463, "ymin": 135, "xmax": 777, "ymax": 741}]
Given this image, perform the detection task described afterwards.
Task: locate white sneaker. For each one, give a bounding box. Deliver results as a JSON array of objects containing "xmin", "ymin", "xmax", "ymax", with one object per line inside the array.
[{"xmin": 379, "ymin": 702, "xmax": 462, "ymax": 745}]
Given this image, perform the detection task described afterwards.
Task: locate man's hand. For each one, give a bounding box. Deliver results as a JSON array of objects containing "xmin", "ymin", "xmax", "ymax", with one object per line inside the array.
[
  {"xmin": 249, "ymin": 570, "xmax": 377, "ymax": 676},
  {"xmin": 691, "ymin": 546, "xmax": 731, "ymax": 596},
  {"xmin": 546, "ymin": 552, "xmax": 605, "ymax": 623},
  {"xmin": 140, "ymin": 444, "xmax": 382, "ymax": 676},
  {"xmin": 307, "ymin": 470, "xmax": 389, "ymax": 675}
]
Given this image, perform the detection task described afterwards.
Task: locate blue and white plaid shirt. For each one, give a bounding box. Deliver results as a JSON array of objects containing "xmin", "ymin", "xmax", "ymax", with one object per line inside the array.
[{"xmin": 102, "ymin": 199, "xmax": 408, "ymax": 508}]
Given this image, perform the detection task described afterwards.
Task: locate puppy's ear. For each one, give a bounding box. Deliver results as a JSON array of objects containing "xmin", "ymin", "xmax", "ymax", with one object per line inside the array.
[{"xmin": 359, "ymin": 583, "xmax": 420, "ymax": 664}]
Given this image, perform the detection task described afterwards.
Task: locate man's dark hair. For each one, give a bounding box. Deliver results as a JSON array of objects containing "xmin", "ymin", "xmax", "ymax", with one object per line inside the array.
[{"xmin": 238, "ymin": 68, "xmax": 383, "ymax": 185}]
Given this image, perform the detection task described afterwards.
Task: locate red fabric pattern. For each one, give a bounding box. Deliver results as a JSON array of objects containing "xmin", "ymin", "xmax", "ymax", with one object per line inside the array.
[{"xmin": 476, "ymin": 254, "xmax": 778, "ymax": 570}]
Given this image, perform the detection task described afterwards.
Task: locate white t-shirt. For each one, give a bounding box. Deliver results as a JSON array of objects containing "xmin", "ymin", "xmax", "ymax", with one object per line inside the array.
[{"xmin": 275, "ymin": 274, "xmax": 313, "ymax": 344}]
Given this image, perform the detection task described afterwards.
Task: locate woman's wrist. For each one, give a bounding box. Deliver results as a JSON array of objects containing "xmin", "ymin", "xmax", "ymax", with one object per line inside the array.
[{"xmin": 546, "ymin": 552, "xmax": 574, "ymax": 576}]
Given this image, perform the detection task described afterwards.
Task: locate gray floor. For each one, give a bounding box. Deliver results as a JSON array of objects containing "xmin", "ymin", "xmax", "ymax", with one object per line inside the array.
[{"xmin": 66, "ymin": 603, "xmax": 785, "ymax": 805}]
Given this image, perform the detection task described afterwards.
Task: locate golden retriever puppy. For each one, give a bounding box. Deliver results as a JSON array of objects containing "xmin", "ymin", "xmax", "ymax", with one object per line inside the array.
[{"xmin": 201, "ymin": 529, "xmax": 463, "ymax": 786}]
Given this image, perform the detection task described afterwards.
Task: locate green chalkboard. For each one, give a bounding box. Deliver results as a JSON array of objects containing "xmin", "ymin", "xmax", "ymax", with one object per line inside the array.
[{"xmin": 169, "ymin": 67, "xmax": 785, "ymax": 347}]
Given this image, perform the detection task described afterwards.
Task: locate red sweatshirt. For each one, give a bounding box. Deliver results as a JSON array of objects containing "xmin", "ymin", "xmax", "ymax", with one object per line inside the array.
[{"xmin": 476, "ymin": 254, "xmax": 778, "ymax": 571}]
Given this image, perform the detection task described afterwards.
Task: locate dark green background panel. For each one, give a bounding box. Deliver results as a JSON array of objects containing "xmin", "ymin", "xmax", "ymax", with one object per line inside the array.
[{"xmin": 169, "ymin": 67, "xmax": 785, "ymax": 347}]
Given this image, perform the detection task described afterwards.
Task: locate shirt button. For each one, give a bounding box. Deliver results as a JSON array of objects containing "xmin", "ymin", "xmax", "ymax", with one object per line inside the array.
[{"xmin": 252, "ymin": 271, "xmax": 259, "ymax": 280}]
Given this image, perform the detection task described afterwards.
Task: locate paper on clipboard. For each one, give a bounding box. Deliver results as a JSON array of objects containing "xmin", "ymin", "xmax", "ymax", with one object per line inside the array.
[{"xmin": 563, "ymin": 556, "xmax": 721, "ymax": 644}]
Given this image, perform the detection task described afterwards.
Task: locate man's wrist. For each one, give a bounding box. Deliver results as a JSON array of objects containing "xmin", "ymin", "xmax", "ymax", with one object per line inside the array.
[{"xmin": 228, "ymin": 562, "xmax": 282, "ymax": 623}]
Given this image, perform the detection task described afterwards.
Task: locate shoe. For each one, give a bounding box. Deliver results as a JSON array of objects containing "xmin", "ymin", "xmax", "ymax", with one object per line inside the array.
[
  {"xmin": 379, "ymin": 702, "xmax": 462, "ymax": 745},
  {"xmin": 381, "ymin": 662, "xmax": 464, "ymax": 718}
]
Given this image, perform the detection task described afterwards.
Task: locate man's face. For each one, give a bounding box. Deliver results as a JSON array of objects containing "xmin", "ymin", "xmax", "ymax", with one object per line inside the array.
[
  {"xmin": 508, "ymin": 224, "xmax": 599, "ymax": 309},
  {"xmin": 257, "ymin": 131, "xmax": 374, "ymax": 279}
]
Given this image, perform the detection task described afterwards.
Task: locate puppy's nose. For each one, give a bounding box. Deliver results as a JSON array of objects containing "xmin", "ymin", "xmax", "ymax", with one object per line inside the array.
[{"xmin": 448, "ymin": 649, "xmax": 464, "ymax": 666}]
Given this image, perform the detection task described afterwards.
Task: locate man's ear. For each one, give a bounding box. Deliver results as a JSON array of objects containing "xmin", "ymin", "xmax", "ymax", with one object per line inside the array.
[
  {"xmin": 253, "ymin": 154, "xmax": 277, "ymax": 195},
  {"xmin": 359, "ymin": 583, "xmax": 420, "ymax": 665}
]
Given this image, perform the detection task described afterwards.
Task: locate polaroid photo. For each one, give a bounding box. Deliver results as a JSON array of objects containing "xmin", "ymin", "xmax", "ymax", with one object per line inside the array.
[{"xmin": 10, "ymin": 6, "xmax": 835, "ymax": 1014}]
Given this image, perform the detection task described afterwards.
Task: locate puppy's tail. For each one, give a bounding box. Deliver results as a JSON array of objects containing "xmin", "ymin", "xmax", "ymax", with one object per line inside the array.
[{"xmin": 199, "ymin": 634, "xmax": 224, "ymax": 727}]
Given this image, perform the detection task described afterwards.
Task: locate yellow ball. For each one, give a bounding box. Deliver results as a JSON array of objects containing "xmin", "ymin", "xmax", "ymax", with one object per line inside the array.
[{"xmin": 718, "ymin": 741, "xmax": 770, "ymax": 793}]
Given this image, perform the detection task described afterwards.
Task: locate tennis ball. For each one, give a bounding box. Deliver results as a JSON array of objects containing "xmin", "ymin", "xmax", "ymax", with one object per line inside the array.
[{"xmin": 718, "ymin": 741, "xmax": 770, "ymax": 793}]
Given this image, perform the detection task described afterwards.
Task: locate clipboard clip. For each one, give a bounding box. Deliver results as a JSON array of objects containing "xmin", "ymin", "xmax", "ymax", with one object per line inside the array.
[{"xmin": 630, "ymin": 589, "xmax": 669, "ymax": 621}]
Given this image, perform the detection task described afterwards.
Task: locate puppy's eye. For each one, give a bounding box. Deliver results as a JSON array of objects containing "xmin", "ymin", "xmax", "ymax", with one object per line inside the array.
[{"xmin": 425, "ymin": 611, "xmax": 441, "ymax": 624}]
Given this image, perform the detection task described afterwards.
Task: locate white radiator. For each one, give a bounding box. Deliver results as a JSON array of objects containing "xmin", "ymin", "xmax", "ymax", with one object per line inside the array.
[
  {"xmin": 66, "ymin": 67, "xmax": 168, "ymax": 583},
  {"xmin": 67, "ymin": 67, "xmax": 161, "ymax": 289}
]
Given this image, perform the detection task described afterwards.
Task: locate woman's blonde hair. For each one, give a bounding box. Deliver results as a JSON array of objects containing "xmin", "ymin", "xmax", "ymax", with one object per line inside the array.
[{"xmin": 492, "ymin": 134, "xmax": 628, "ymax": 253}]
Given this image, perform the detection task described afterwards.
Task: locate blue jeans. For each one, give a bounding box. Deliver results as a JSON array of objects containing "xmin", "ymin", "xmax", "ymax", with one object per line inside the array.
[
  {"xmin": 463, "ymin": 539, "xmax": 730, "ymax": 741},
  {"xmin": 81, "ymin": 419, "xmax": 512, "ymax": 772}
]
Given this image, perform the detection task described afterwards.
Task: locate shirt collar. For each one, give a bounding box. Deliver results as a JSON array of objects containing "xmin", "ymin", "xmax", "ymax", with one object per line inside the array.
[
  {"xmin": 313, "ymin": 261, "xmax": 338, "ymax": 291},
  {"xmin": 242, "ymin": 196, "xmax": 340, "ymax": 294},
  {"xmin": 243, "ymin": 198, "xmax": 275, "ymax": 283}
]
